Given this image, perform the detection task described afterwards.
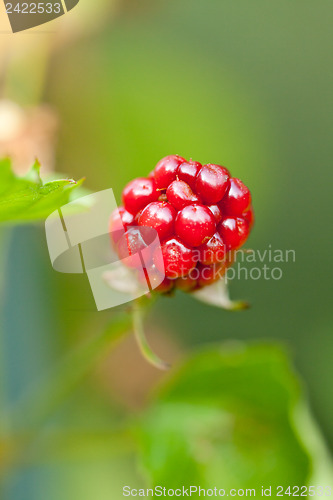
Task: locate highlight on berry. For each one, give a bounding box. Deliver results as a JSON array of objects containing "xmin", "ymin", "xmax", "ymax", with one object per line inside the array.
[{"xmin": 109, "ymin": 155, "xmax": 254, "ymax": 295}]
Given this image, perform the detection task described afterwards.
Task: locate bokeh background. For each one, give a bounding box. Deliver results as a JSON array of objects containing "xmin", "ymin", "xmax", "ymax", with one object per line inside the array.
[{"xmin": 0, "ymin": 0, "xmax": 332, "ymax": 498}]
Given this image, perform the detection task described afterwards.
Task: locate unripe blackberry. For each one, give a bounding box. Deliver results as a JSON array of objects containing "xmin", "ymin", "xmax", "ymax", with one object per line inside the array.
[{"xmin": 111, "ymin": 155, "xmax": 254, "ymax": 294}]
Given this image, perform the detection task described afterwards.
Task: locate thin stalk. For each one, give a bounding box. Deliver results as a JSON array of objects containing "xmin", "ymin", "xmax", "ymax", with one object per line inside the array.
[{"xmin": 132, "ymin": 299, "xmax": 169, "ymax": 371}]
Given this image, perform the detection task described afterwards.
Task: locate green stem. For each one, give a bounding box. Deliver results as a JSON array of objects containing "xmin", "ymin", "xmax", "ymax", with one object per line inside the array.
[{"xmin": 132, "ymin": 298, "xmax": 170, "ymax": 371}]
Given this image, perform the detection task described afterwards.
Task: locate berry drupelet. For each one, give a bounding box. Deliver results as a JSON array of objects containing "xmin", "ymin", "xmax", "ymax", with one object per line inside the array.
[{"xmin": 110, "ymin": 155, "xmax": 254, "ymax": 293}]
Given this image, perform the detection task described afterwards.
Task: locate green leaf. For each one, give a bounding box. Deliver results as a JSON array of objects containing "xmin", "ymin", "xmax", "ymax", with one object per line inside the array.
[
  {"xmin": 0, "ymin": 158, "xmax": 85, "ymax": 224},
  {"xmin": 138, "ymin": 344, "xmax": 312, "ymax": 492}
]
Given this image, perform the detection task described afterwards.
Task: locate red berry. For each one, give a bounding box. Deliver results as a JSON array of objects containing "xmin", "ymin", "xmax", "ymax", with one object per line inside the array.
[
  {"xmin": 109, "ymin": 206, "xmax": 134, "ymax": 233},
  {"xmin": 218, "ymin": 217, "xmax": 249, "ymax": 250},
  {"xmin": 222, "ymin": 177, "xmax": 251, "ymax": 216},
  {"xmin": 175, "ymin": 204, "xmax": 216, "ymax": 247},
  {"xmin": 154, "ymin": 237, "xmax": 197, "ymax": 278},
  {"xmin": 197, "ymin": 262, "xmax": 225, "ymax": 288},
  {"xmin": 138, "ymin": 201, "xmax": 176, "ymax": 241},
  {"xmin": 177, "ymin": 160, "xmax": 202, "ymax": 190},
  {"xmin": 242, "ymin": 204, "xmax": 255, "ymax": 229},
  {"xmin": 140, "ymin": 264, "xmax": 174, "ymax": 293},
  {"xmin": 176, "ymin": 273, "xmax": 197, "ymax": 292},
  {"xmin": 154, "ymin": 277, "xmax": 175, "ymax": 293},
  {"xmin": 112, "ymin": 155, "xmax": 254, "ymax": 294},
  {"xmin": 134, "ymin": 208, "xmax": 143, "ymax": 224},
  {"xmin": 225, "ymin": 250, "xmax": 236, "ymax": 269},
  {"xmin": 198, "ymin": 232, "xmax": 226, "ymax": 265},
  {"xmin": 207, "ymin": 204, "xmax": 223, "ymax": 224},
  {"xmin": 109, "ymin": 207, "xmax": 134, "ymax": 245},
  {"xmin": 122, "ymin": 178, "xmax": 158, "ymax": 215},
  {"xmin": 116, "ymin": 227, "xmax": 150, "ymax": 269},
  {"xmin": 195, "ymin": 164, "xmax": 230, "ymax": 204},
  {"xmin": 166, "ymin": 180, "xmax": 201, "ymax": 211},
  {"xmin": 154, "ymin": 155, "xmax": 186, "ymax": 189}
]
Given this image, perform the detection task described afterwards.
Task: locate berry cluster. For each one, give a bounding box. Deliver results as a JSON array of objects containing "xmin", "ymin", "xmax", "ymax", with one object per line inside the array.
[{"xmin": 109, "ymin": 155, "xmax": 254, "ymax": 294}]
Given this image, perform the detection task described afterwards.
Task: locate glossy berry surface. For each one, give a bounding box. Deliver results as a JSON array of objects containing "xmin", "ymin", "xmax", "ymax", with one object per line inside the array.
[
  {"xmin": 242, "ymin": 205, "xmax": 255, "ymax": 229},
  {"xmin": 116, "ymin": 227, "xmax": 150, "ymax": 269},
  {"xmin": 166, "ymin": 180, "xmax": 200, "ymax": 211},
  {"xmin": 122, "ymin": 177, "xmax": 158, "ymax": 215},
  {"xmin": 218, "ymin": 216, "xmax": 250, "ymax": 251},
  {"xmin": 198, "ymin": 232, "xmax": 226, "ymax": 265},
  {"xmin": 221, "ymin": 177, "xmax": 251, "ymax": 216},
  {"xmin": 154, "ymin": 237, "xmax": 197, "ymax": 278},
  {"xmin": 177, "ymin": 160, "xmax": 202, "ymax": 190},
  {"xmin": 138, "ymin": 201, "xmax": 176, "ymax": 241},
  {"xmin": 196, "ymin": 262, "xmax": 225, "ymax": 288},
  {"xmin": 112, "ymin": 155, "xmax": 254, "ymax": 293},
  {"xmin": 154, "ymin": 155, "xmax": 185, "ymax": 189},
  {"xmin": 195, "ymin": 164, "xmax": 230, "ymax": 204},
  {"xmin": 109, "ymin": 207, "xmax": 134, "ymax": 245},
  {"xmin": 175, "ymin": 204, "xmax": 216, "ymax": 247},
  {"xmin": 207, "ymin": 204, "xmax": 223, "ymax": 224}
]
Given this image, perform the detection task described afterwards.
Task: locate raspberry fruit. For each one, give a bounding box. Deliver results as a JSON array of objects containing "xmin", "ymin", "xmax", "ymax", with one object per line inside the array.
[
  {"xmin": 175, "ymin": 204, "xmax": 216, "ymax": 247},
  {"xmin": 112, "ymin": 155, "xmax": 254, "ymax": 294}
]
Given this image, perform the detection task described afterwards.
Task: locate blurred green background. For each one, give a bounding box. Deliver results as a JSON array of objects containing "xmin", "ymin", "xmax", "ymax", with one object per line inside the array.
[{"xmin": 0, "ymin": 0, "xmax": 333, "ymax": 498}]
